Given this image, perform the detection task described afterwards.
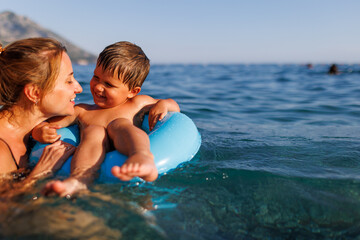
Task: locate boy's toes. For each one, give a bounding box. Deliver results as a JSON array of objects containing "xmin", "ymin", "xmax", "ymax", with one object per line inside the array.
[
  {"xmin": 111, "ymin": 166, "xmax": 134, "ymax": 181},
  {"xmin": 42, "ymin": 180, "xmax": 66, "ymax": 196},
  {"xmin": 111, "ymin": 166, "xmax": 121, "ymax": 175},
  {"xmin": 41, "ymin": 179, "xmax": 87, "ymax": 198},
  {"xmin": 52, "ymin": 181, "xmax": 67, "ymax": 194}
]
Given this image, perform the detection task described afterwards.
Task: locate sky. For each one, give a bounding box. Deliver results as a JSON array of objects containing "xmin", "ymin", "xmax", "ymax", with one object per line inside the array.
[{"xmin": 1, "ymin": 0, "xmax": 360, "ymax": 64}]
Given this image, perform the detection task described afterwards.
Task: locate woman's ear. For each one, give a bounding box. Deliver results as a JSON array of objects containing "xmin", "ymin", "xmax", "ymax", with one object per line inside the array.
[
  {"xmin": 127, "ymin": 87, "xmax": 141, "ymax": 99},
  {"xmin": 23, "ymin": 84, "xmax": 41, "ymax": 104}
]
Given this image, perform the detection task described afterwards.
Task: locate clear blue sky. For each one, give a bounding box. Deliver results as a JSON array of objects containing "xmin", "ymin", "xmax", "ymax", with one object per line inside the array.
[{"xmin": 1, "ymin": 0, "xmax": 360, "ymax": 64}]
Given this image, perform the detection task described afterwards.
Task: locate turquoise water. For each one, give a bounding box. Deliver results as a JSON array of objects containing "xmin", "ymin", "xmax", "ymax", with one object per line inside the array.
[{"xmin": 2, "ymin": 64, "xmax": 360, "ymax": 239}]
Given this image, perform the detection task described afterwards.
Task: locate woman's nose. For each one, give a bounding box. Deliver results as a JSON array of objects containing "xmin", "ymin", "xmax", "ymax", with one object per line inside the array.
[{"xmin": 74, "ymin": 79, "xmax": 83, "ymax": 93}]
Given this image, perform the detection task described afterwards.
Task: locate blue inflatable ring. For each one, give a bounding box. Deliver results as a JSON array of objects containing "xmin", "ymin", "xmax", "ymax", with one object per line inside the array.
[{"xmin": 29, "ymin": 112, "xmax": 201, "ymax": 182}]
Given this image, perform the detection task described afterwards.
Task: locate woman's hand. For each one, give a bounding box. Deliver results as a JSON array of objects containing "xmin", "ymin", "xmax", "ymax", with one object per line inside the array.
[{"xmin": 28, "ymin": 141, "xmax": 75, "ymax": 180}]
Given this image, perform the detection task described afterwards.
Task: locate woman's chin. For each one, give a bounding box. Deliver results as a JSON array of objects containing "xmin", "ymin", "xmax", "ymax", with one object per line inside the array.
[{"xmin": 60, "ymin": 108, "xmax": 75, "ymax": 117}]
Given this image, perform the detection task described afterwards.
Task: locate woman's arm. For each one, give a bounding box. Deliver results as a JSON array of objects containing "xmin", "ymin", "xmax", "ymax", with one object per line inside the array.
[
  {"xmin": 0, "ymin": 141, "xmax": 75, "ymax": 199},
  {"xmin": 27, "ymin": 141, "xmax": 76, "ymax": 180}
]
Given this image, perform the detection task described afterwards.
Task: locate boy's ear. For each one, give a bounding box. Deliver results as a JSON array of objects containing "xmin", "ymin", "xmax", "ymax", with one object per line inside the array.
[
  {"xmin": 127, "ymin": 87, "xmax": 141, "ymax": 98},
  {"xmin": 23, "ymin": 84, "xmax": 41, "ymax": 104}
]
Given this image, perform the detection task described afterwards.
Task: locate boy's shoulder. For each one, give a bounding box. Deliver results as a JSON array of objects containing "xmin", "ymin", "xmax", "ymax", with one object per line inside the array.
[{"xmin": 131, "ymin": 95, "xmax": 157, "ymax": 106}]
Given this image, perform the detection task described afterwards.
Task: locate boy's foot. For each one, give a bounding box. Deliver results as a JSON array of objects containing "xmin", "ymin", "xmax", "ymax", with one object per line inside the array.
[
  {"xmin": 42, "ymin": 178, "xmax": 87, "ymax": 198},
  {"xmin": 111, "ymin": 152, "xmax": 158, "ymax": 182}
]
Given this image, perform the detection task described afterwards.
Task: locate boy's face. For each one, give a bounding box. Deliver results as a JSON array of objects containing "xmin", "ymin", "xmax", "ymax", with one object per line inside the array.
[{"xmin": 90, "ymin": 65, "xmax": 137, "ymax": 108}]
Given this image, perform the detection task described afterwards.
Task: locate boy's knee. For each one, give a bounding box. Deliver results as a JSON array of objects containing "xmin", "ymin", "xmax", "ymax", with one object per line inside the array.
[{"xmin": 108, "ymin": 118, "xmax": 132, "ymax": 131}]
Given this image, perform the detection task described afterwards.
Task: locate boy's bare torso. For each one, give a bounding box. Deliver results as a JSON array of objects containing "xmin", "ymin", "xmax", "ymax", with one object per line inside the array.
[{"xmin": 75, "ymin": 95, "xmax": 155, "ymax": 129}]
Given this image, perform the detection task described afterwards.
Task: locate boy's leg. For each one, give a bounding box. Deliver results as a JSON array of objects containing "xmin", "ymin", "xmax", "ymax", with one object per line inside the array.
[
  {"xmin": 107, "ymin": 118, "xmax": 158, "ymax": 182},
  {"xmin": 42, "ymin": 125, "xmax": 108, "ymax": 197}
]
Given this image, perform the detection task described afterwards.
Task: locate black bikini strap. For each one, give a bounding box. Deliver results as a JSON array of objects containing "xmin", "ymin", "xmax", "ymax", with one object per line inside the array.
[{"xmin": 0, "ymin": 138, "xmax": 19, "ymax": 169}]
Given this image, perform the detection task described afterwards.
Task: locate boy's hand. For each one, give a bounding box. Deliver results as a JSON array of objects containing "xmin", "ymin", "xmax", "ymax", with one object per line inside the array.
[
  {"xmin": 148, "ymin": 100, "xmax": 168, "ymax": 131},
  {"xmin": 32, "ymin": 122, "xmax": 62, "ymax": 143}
]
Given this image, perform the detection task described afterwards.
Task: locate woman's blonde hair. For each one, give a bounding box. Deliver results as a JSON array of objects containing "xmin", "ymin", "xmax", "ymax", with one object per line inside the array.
[{"xmin": 0, "ymin": 38, "xmax": 66, "ymax": 108}]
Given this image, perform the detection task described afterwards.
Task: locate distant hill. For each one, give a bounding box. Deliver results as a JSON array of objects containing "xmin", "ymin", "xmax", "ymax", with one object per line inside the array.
[{"xmin": 0, "ymin": 11, "xmax": 97, "ymax": 65}]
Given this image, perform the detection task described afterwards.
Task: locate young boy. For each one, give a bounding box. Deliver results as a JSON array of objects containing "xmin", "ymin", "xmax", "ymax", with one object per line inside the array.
[{"xmin": 33, "ymin": 41, "xmax": 180, "ymax": 197}]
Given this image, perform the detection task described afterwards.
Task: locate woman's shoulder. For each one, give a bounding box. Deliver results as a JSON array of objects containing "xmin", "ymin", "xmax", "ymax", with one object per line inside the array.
[{"xmin": 0, "ymin": 139, "xmax": 18, "ymax": 173}]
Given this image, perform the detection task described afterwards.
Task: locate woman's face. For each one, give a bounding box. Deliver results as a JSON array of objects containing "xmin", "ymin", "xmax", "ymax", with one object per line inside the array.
[{"xmin": 40, "ymin": 52, "xmax": 82, "ymax": 117}]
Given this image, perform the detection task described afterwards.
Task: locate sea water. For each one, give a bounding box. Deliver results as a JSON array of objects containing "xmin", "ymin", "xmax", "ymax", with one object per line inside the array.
[{"xmin": 2, "ymin": 64, "xmax": 360, "ymax": 239}]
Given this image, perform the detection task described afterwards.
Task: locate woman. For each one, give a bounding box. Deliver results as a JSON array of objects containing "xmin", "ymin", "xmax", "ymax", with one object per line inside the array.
[{"xmin": 0, "ymin": 38, "xmax": 82, "ymax": 180}]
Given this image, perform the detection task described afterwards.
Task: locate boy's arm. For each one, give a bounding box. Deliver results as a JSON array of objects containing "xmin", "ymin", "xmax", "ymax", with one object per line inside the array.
[
  {"xmin": 134, "ymin": 96, "xmax": 180, "ymax": 131},
  {"xmin": 148, "ymin": 98, "xmax": 180, "ymax": 130},
  {"xmin": 32, "ymin": 106, "xmax": 81, "ymax": 143}
]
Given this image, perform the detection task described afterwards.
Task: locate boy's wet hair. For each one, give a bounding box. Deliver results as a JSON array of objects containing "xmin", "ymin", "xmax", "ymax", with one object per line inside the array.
[{"xmin": 97, "ymin": 41, "xmax": 150, "ymax": 90}]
